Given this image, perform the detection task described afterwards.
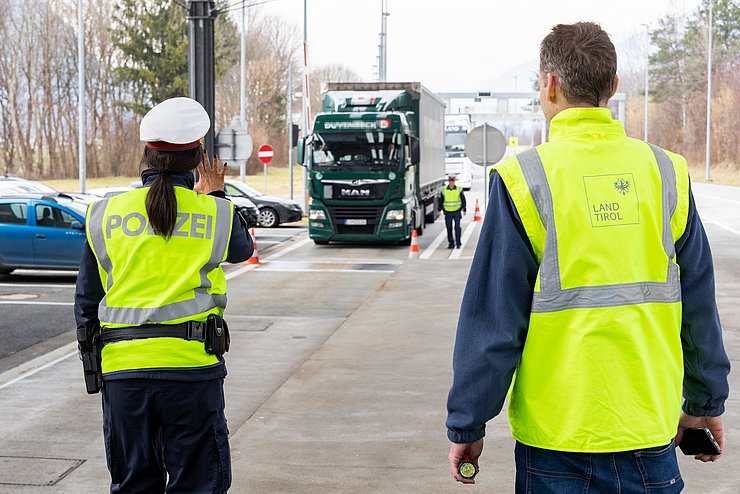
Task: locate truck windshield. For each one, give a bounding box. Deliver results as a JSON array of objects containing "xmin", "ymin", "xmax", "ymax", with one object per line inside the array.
[
  {"xmin": 311, "ymin": 131, "xmax": 402, "ymax": 170},
  {"xmin": 445, "ymin": 132, "xmax": 467, "ymax": 158}
]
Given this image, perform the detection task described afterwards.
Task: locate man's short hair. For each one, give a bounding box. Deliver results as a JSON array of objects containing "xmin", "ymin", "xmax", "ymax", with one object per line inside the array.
[{"xmin": 540, "ymin": 22, "xmax": 617, "ymax": 106}]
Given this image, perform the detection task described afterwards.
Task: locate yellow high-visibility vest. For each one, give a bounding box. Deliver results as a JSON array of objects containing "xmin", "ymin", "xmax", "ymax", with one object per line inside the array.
[
  {"xmin": 495, "ymin": 107, "xmax": 690, "ymax": 452},
  {"xmin": 86, "ymin": 186, "xmax": 234, "ymax": 374},
  {"xmin": 443, "ymin": 186, "xmax": 463, "ymax": 212}
]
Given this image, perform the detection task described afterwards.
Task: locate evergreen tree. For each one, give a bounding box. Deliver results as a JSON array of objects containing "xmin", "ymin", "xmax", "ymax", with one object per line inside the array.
[{"xmin": 113, "ymin": 0, "xmax": 238, "ymax": 116}]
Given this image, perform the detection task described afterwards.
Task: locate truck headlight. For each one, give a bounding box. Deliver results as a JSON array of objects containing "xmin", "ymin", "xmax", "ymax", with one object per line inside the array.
[
  {"xmin": 385, "ymin": 209, "xmax": 404, "ymax": 221},
  {"xmin": 309, "ymin": 209, "xmax": 326, "ymax": 220}
]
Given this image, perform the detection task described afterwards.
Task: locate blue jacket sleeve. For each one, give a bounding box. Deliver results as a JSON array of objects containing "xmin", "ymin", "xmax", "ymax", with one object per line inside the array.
[
  {"xmin": 675, "ymin": 185, "xmax": 730, "ymax": 416},
  {"xmin": 74, "ymin": 241, "xmax": 104, "ymax": 330},
  {"xmin": 208, "ymin": 191, "xmax": 253, "ymax": 263},
  {"xmin": 446, "ymin": 171, "xmax": 538, "ymax": 444},
  {"xmin": 225, "ymin": 203, "xmax": 253, "ymax": 263}
]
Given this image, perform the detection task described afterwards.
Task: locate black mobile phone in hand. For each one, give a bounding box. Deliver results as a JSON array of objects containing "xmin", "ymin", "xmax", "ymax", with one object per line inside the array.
[{"xmin": 678, "ymin": 428, "xmax": 721, "ymax": 455}]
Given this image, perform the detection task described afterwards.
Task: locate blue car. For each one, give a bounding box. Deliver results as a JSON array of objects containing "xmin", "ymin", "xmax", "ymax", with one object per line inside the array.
[{"xmin": 0, "ymin": 194, "xmax": 88, "ymax": 274}]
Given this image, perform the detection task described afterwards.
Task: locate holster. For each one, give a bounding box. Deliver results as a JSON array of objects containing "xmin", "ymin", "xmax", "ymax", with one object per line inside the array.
[
  {"xmin": 204, "ymin": 314, "xmax": 230, "ymax": 357},
  {"xmin": 76, "ymin": 324, "xmax": 102, "ymax": 394}
]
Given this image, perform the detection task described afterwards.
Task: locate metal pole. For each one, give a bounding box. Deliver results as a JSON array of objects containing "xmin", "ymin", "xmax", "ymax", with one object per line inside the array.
[
  {"xmin": 187, "ymin": 1, "xmax": 216, "ymax": 157},
  {"xmin": 483, "ymin": 123, "xmax": 488, "ymax": 209},
  {"xmin": 705, "ymin": 0, "xmax": 713, "ymax": 182},
  {"xmin": 288, "ymin": 64, "xmax": 294, "ymax": 200},
  {"xmin": 239, "ymin": 1, "xmax": 247, "ymax": 183},
  {"xmin": 643, "ymin": 24, "xmax": 649, "ymax": 142},
  {"xmin": 379, "ymin": 0, "xmax": 387, "ymax": 82},
  {"xmin": 302, "ymin": 0, "xmax": 309, "ymax": 212},
  {"xmin": 264, "ymin": 163, "xmax": 267, "ymax": 194},
  {"xmin": 77, "ymin": 0, "xmax": 86, "ymax": 193}
]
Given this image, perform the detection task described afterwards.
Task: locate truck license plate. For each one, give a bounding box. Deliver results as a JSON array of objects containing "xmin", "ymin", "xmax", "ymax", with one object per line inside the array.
[{"xmin": 344, "ymin": 219, "xmax": 367, "ymax": 225}]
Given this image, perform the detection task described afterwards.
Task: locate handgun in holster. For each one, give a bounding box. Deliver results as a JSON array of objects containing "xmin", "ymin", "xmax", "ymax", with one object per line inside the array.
[{"xmin": 76, "ymin": 323, "xmax": 102, "ymax": 394}]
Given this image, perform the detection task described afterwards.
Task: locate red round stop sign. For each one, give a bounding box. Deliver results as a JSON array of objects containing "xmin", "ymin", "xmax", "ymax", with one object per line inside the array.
[{"xmin": 258, "ymin": 144, "xmax": 273, "ymax": 165}]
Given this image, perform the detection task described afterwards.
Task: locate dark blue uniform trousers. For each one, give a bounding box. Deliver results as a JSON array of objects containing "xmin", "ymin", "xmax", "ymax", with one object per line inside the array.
[
  {"xmin": 102, "ymin": 378, "xmax": 231, "ymax": 493},
  {"xmin": 444, "ymin": 210, "xmax": 463, "ymax": 247}
]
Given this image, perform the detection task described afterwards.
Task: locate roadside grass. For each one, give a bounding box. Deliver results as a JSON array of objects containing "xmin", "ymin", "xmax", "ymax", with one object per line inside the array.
[{"xmin": 690, "ymin": 163, "xmax": 740, "ymax": 186}]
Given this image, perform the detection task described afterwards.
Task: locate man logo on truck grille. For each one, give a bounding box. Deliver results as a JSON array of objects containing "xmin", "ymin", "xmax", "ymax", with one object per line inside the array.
[{"xmin": 341, "ymin": 188, "xmax": 370, "ymax": 197}]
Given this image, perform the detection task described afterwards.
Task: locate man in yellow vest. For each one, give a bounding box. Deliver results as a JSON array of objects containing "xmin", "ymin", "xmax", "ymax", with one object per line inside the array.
[
  {"xmin": 440, "ymin": 175, "xmax": 467, "ymax": 249},
  {"xmin": 446, "ymin": 22, "xmax": 729, "ymax": 492},
  {"xmin": 74, "ymin": 98, "xmax": 253, "ymax": 493}
]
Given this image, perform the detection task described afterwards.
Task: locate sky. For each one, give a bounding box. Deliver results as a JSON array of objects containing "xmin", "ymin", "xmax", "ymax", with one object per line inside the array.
[{"xmin": 244, "ymin": 0, "xmax": 703, "ymax": 93}]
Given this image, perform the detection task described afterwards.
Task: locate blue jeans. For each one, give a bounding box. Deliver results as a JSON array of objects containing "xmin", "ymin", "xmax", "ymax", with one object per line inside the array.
[{"xmin": 515, "ymin": 441, "xmax": 683, "ymax": 494}]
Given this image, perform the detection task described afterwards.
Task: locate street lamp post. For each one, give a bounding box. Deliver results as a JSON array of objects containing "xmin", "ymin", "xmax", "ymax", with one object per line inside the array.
[
  {"xmin": 643, "ymin": 24, "xmax": 650, "ymax": 142},
  {"xmin": 705, "ymin": 0, "xmax": 713, "ymax": 181},
  {"xmin": 239, "ymin": 1, "xmax": 248, "ymax": 183},
  {"xmin": 77, "ymin": 0, "xmax": 86, "ymax": 193},
  {"xmin": 302, "ymin": 0, "xmax": 310, "ymax": 212},
  {"xmin": 288, "ymin": 64, "xmax": 293, "ymax": 200}
]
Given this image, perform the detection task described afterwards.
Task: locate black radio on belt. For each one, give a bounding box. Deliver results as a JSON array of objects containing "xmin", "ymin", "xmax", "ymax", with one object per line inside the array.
[{"xmin": 204, "ymin": 314, "xmax": 230, "ymax": 357}]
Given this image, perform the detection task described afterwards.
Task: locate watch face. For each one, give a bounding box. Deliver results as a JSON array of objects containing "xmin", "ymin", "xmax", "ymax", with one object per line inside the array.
[{"xmin": 459, "ymin": 461, "xmax": 476, "ymax": 479}]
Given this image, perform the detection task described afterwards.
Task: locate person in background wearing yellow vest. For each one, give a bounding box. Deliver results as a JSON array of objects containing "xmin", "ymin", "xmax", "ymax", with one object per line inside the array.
[
  {"xmin": 440, "ymin": 175, "xmax": 467, "ymax": 249},
  {"xmin": 446, "ymin": 22, "xmax": 729, "ymax": 493},
  {"xmin": 74, "ymin": 97, "xmax": 252, "ymax": 493}
]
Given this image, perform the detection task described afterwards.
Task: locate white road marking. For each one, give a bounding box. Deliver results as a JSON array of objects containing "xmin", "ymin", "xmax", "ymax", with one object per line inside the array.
[
  {"xmin": 694, "ymin": 194, "xmax": 740, "ymax": 206},
  {"xmin": 255, "ymin": 267, "xmax": 394, "ymax": 274},
  {"xmin": 0, "ymin": 342, "xmax": 77, "ymax": 390},
  {"xmin": 449, "ymin": 222, "xmax": 478, "ymax": 260},
  {"xmin": 420, "ymin": 229, "xmax": 448, "ymax": 259},
  {"xmin": 703, "ymin": 218, "xmax": 740, "ymax": 237},
  {"xmin": 225, "ymin": 263, "xmax": 261, "ymax": 280},
  {"xmin": 263, "ymin": 238, "xmax": 312, "ymax": 260},
  {"xmin": 0, "ymin": 283, "xmax": 73, "ymax": 288}
]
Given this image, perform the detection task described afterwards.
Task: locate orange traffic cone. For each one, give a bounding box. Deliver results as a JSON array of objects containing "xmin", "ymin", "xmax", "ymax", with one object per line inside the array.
[
  {"xmin": 473, "ymin": 198, "xmax": 482, "ymax": 222},
  {"xmin": 247, "ymin": 228, "xmax": 260, "ymax": 264},
  {"xmin": 408, "ymin": 229, "xmax": 420, "ymax": 258}
]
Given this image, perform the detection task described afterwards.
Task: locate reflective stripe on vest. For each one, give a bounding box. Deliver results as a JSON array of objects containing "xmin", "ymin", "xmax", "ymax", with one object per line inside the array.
[
  {"xmin": 87, "ymin": 190, "xmax": 232, "ymax": 326},
  {"xmin": 443, "ymin": 186, "xmax": 463, "ymax": 211},
  {"xmin": 517, "ymin": 145, "xmax": 680, "ymax": 312}
]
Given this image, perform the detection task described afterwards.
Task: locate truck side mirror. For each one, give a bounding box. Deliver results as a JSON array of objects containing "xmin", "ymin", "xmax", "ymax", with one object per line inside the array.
[
  {"xmin": 296, "ymin": 137, "xmax": 305, "ymax": 166},
  {"xmin": 409, "ymin": 137, "xmax": 420, "ymax": 165}
]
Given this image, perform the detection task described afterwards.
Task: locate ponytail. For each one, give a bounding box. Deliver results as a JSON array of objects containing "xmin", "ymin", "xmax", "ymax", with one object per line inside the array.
[
  {"xmin": 146, "ymin": 171, "xmax": 177, "ymax": 239},
  {"xmin": 140, "ymin": 146, "xmax": 202, "ymax": 240}
]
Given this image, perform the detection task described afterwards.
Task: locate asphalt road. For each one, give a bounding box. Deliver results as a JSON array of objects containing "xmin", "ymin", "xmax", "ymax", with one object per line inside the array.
[{"xmin": 0, "ymin": 173, "xmax": 737, "ymax": 493}]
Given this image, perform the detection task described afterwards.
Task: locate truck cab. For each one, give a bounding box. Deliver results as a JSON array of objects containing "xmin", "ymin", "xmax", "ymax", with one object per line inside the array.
[
  {"xmin": 298, "ymin": 83, "xmax": 445, "ymax": 244},
  {"xmin": 444, "ymin": 114, "xmax": 474, "ymax": 190}
]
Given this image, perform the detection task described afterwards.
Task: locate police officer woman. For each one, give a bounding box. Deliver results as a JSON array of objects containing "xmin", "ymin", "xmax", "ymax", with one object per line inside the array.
[{"xmin": 74, "ymin": 97, "xmax": 252, "ymax": 493}]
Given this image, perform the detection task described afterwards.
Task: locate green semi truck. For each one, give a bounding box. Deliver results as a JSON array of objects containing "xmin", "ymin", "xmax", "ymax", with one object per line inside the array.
[{"xmin": 297, "ymin": 82, "xmax": 446, "ymax": 244}]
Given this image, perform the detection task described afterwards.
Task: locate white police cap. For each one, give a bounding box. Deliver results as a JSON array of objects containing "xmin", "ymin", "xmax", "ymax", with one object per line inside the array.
[{"xmin": 140, "ymin": 97, "xmax": 210, "ymax": 151}]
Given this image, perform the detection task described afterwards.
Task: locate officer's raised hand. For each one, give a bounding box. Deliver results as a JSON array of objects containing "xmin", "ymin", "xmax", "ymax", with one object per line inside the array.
[{"xmin": 195, "ymin": 148, "xmax": 227, "ymax": 194}]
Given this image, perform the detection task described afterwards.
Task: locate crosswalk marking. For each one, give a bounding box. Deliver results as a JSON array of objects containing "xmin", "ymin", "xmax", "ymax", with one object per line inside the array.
[{"xmin": 449, "ymin": 222, "xmax": 478, "ymax": 260}]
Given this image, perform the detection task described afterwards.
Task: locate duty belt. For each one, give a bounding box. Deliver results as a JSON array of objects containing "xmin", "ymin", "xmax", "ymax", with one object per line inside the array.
[{"xmin": 101, "ymin": 321, "xmax": 207, "ymax": 346}]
